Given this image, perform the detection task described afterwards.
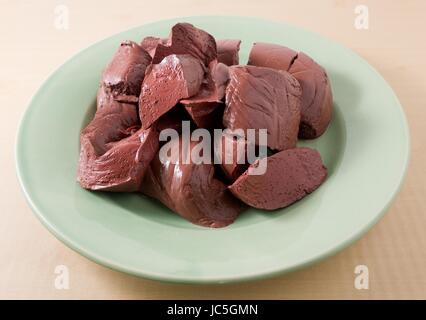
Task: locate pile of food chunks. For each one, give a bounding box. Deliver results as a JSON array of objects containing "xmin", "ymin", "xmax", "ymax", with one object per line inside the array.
[{"xmin": 78, "ymin": 23, "xmax": 331, "ymax": 228}]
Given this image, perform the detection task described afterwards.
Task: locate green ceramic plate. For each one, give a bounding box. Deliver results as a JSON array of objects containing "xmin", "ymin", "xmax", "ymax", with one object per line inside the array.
[{"xmin": 16, "ymin": 16, "xmax": 409, "ymax": 284}]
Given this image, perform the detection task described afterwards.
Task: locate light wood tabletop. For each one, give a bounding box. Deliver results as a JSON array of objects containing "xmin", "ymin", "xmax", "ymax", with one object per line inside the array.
[{"xmin": 1, "ymin": 0, "xmax": 425, "ymax": 299}]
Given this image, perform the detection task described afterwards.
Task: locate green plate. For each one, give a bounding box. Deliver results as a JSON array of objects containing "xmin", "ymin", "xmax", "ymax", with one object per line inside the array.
[{"xmin": 16, "ymin": 16, "xmax": 409, "ymax": 284}]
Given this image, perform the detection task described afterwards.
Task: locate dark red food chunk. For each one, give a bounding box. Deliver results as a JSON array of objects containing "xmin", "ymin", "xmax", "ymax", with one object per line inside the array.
[
  {"xmin": 149, "ymin": 23, "xmax": 217, "ymax": 66},
  {"xmin": 217, "ymin": 39, "xmax": 241, "ymax": 66},
  {"xmin": 101, "ymin": 41, "xmax": 152, "ymax": 104},
  {"xmin": 139, "ymin": 54, "xmax": 205, "ymax": 130},
  {"xmin": 213, "ymin": 131, "xmax": 253, "ymax": 182},
  {"xmin": 289, "ymin": 52, "xmax": 333, "ymax": 139},
  {"xmin": 78, "ymin": 93, "xmax": 159, "ymax": 192},
  {"xmin": 141, "ymin": 137, "xmax": 244, "ymax": 228},
  {"xmin": 180, "ymin": 61, "xmax": 229, "ymax": 128},
  {"xmin": 229, "ymin": 148, "xmax": 327, "ymax": 210},
  {"xmin": 248, "ymin": 42, "xmax": 333, "ymax": 139},
  {"xmin": 140, "ymin": 36, "xmax": 167, "ymax": 58},
  {"xmin": 223, "ymin": 65, "xmax": 302, "ymax": 151}
]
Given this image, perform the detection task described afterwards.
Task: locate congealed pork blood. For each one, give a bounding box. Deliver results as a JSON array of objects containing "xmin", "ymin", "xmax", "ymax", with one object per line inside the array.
[
  {"xmin": 289, "ymin": 52, "xmax": 333, "ymax": 139},
  {"xmin": 83, "ymin": 94, "xmax": 140, "ymax": 156},
  {"xmin": 248, "ymin": 42, "xmax": 333, "ymax": 139},
  {"xmin": 101, "ymin": 41, "xmax": 152, "ymax": 104},
  {"xmin": 217, "ymin": 39, "xmax": 241, "ymax": 66},
  {"xmin": 229, "ymin": 148, "xmax": 327, "ymax": 210},
  {"xmin": 223, "ymin": 65, "xmax": 302, "ymax": 151},
  {"xmin": 140, "ymin": 36, "xmax": 167, "ymax": 58},
  {"xmin": 182, "ymin": 101, "xmax": 223, "ymax": 129},
  {"xmin": 141, "ymin": 137, "xmax": 244, "ymax": 228},
  {"xmin": 78, "ymin": 93, "xmax": 159, "ymax": 192},
  {"xmin": 139, "ymin": 54, "xmax": 204, "ymax": 130},
  {"xmin": 180, "ymin": 83, "xmax": 222, "ymax": 129},
  {"xmin": 248, "ymin": 42, "xmax": 298, "ymax": 71},
  {"xmin": 154, "ymin": 106, "xmax": 192, "ymax": 134},
  {"xmin": 78, "ymin": 22, "xmax": 331, "ymax": 228},
  {"xmin": 96, "ymin": 85, "xmax": 110, "ymax": 110},
  {"xmin": 180, "ymin": 61, "xmax": 229, "ymax": 128},
  {"xmin": 148, "ymin": 23, "xmax": 217, "ymax": 66},
  {"xmin": 213, "ymin": 131, "xmax": 253, "ymax": 182}
]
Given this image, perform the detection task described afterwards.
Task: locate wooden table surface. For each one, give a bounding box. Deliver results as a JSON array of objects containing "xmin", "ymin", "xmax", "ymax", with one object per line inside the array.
[{"xmin": 1, "ymin": 0, "xmax": 425, "ymax": 299}]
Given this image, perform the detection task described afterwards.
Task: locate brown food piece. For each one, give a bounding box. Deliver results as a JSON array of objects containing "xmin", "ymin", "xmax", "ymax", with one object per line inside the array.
[
  {"xmin": 96, "ymin": 85, "xmax": 110, "ymax": 110},
  {"xmin": 101, "ymin": 41, "xmax": 152, "ymax": 103},
  {"xmin": 248, "ymin": 42, "xmax": 332, "ymax": 139},
  {"xmin": 248, "ymin": 42, "xmax": 298, "ymax": 71},
  {"xmin": 149, "ymin": 23, "xmax": 217, "ymax": 66},
  {"xmin": 83, "ymin": 94, "xmax": 140, "ymax": 156},
  {"xmin": 140, "ymin": 36, "xmax": 167, "ymax": 58},
  {"xmin": 139, "ymin": 54, "xmax": 205, "ymax": 130},
  {"xmin": 78, "ymin": 128, "xmax": 159, "ymax": 192},
  {"xmin": 141, "ymin": 137, "xmax": 243, "ymax": 228},
  {"xmin": 213, "ymin": 131, "xmax": 253, "ymax": 182},
  {"xmin": 217, "ymin": 39, "xmax": 241, "ymax": 66},
  {"xmin": 229, "ymin": 148, "xmax": 327, "ymax": 210},
  {"xmin": 223, "ymin": 65, "xmax": 302, "ymax": 151},
  {"xmin": 181, "ymin": 61, "xmax": 229, "ymax": 128},
  {"xmin": 289, "ymin": 52, "xmax": 333, "ymax": 139},
  {"xmin": 183, "ymin": 102, "xmax": 224, "ymax": 129},
  {"xmin": 154, "ymin": 106, "xmax": 192, "ymax": 134},
  {"xmin": 78, "ymin": 93, "xmax": 159, "ymax": 192}
]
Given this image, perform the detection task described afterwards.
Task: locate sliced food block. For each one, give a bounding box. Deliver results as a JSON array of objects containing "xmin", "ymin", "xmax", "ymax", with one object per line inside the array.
[
  {"xmin": 101, "ymin": 41, "xmax": 152, "ymax": 103},
  {"xmin": 289, "ymin": 52, "xmax": 332, "ymax": 139},
  {"xmin": 181, "ymin": 61, "xmax": 229, "ymax": 128},
  {"xmin": 78, "ymin": 125, "xmax": 159, "ymax": 192},
  {"xmin": 140, "ymin": 36, "xmax": 167, "ymax": 58},
  {"xmin": 78, "ymin": 94, "xmax": 158, "ymax": 192},
  {"xmin": 229, "ymin": 147, "xmax": 327, "ymax": 210},
  {"xmin": 217, "ymin": 39, "xmax": 241, "ymax": 66},
  {"xmin": 213, "ymin": 131, "xmax": 253, "ymax": 182},
  {"xmin": 141, "ymin": 137, "xmax": 244, "ymax": 228},
  {"xmin": 139, "ymin": 54, "xmax": 204, "ymax": 130},
  {"xmin": 223, "ymin": 65, "xmax": 302, "ymax": 151},
  {"xmin": 82, "ymin": 96, "xmax": 140, "ymax": 156},
  {"xmin": 248, "ymin": 42, "xmax": 332, "ymax": 138},
  {"xmin": 248, "ymin": 42, "xmax": 298, "ymax": 72},
  {"xmin": 149, "ymin": 23, "xmax": 217, "ymax": 66}
]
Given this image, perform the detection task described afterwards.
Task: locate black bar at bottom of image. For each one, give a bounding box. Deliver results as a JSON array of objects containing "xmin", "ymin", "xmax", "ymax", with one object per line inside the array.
[{"xmin": 0, "ymin": 300, "xmax": 423, "ymax": 318}]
